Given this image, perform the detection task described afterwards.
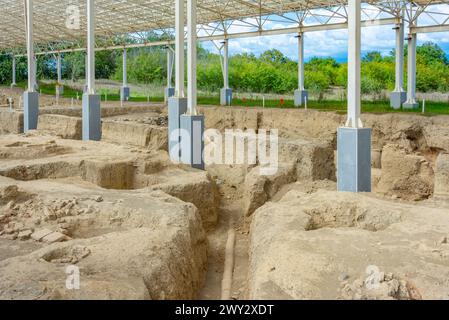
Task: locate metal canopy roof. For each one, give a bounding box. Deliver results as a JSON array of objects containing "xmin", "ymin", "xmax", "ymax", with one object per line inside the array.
[{"xmin": 0, "ymin": 0, "xmax": 446, "ymax": 51}]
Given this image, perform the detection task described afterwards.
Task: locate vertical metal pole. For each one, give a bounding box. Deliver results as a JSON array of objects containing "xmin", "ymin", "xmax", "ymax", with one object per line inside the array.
[
  {"xmin": 57, "ymin": 53, "xmax": 62, "ymax": 84},
  {"xmin": 298, "ymin": 32, "xmax": 305, "ymax": 91},
  {"xmin": 167, "ymin": 48, "xmax": 174, "ymax": 87},
  {"xmin": 187, "ymin": 0, "xmax": 197, "ymax": 115},
  {"xmin": 406, "ymin": 31, "xmax": 417, "ymax": 104},
  {"xmin": 175, "ymin": 0, "xmax": 185, "ymax": 97},
  {"xmin": 394, "ymin": 20, "xmax": 405, "ymax": 92},
  {"xmin": 86, "ymin": 0, "xmax": 95, "ymax": 94},
  {"xmin": 26, "ymin": 0, "xmax": 35, "ymax": 92},
  {"xmin": 12, "ymin": 55, "xmax": 16, "ymax": 86},
  {"xmin": 223, "ymin": 40, "xmax": 229, "ymax": 89},
  {"xmin": 33, "ymin": 55, "xmax": 37, "ymax": 89},
  {"xmin": 122, "ymin": 48, "xmax": 127, "ymax": 87},
  {"xmin": 346, "ymin": 0, "xmax": 361, "ymax": 128}
]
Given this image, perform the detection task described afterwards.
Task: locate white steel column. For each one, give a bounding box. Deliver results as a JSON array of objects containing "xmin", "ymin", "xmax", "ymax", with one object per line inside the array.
[
  {"xmin": 404, "ymin": 29, "xmax": 418, "ymax": 108},
  {"xmin": 82, "ymin": 0, "xmax": 101, "ymax": 141},
  {"xmin": 84, "ymin": 53, "xmax": 88, "ymax": 88},
  {"xmin": 298, "ymin": 33, "xmax": 305, "ymax": 91},
  {"xmin": 175, "ymin": 0, "xmax": 185, "ymax": 97},
  {"xmin": 390, "ymin": 18, "xmax": 407, "ymax": 109},
  {"xmin": 222, "ymin": 40, "xmax": 229, "ymax": 89},
  {"xmin": 220, "ymin": 39, "xmax": 232, "ymax": 106},
  {"xmin": 394, "ymin": 21, "xmax": 405, "ymax": 92},
  {"xmin": 26, "ymin": 0, "xmax": 35, "ymax": 92},
  {"xmin": 187, "ymin": 0, "xmax": 197, "ymax": 115},
  {"xmin": 86, "ymin": 0, "xmax": 95, "ymax": 94},
  {"xmin": 346, "ymin": 0, "xmax": 362, "ymax": 128},
  {"xmin": 122, "ymin": 49, "xmax": 127, "ymax": 87},
  {"xmin": 337, "ymin": 0, "xmax": 371, "ymax": 193},
  {"xmin": 57, "ymin": 54, "xmax": 62, "ymax": 84},
  {"xmin": 23, "ymin": 0, "xmax": 39, "ymax": 132},
  {"xmin": 167, "ymin": 47, "xmax": 174, "ymax": 87},
  {"xmin": 294, "ymin": 32, "xmax": 308, "ymax": 107},
  {"xmin": 12, "ymin": 55, "xmax": 16, "ymax": 86}
]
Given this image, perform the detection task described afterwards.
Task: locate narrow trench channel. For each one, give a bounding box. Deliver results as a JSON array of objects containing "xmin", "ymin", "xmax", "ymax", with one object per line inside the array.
[{"xmin": 198, "ymin": 185, "xmax": 250, "ymax": 300}]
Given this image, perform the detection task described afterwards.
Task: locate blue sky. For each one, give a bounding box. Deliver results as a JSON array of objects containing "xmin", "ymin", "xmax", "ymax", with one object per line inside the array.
[{"xmin": 202, "ymin": 25, "xmax": 449, "ymax": 63}]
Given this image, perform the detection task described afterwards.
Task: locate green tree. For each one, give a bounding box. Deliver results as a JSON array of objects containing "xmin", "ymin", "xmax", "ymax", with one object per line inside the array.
[{"xmin": 260, "ymin": 49, "xmax": 289, "ymax": 64}]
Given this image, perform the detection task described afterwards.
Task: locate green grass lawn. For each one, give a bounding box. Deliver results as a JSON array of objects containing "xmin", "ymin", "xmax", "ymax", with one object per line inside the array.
[
  {"xmin": 13, "ymin": 81, "xmax": 449, "ymax": 116},
  {"xmin": 15, "ymin": 81, "xmax": 165, "ymax": 103},
  {"xmin": 199, "ymin": 96, "xmax": 449, "ymax": 116}
]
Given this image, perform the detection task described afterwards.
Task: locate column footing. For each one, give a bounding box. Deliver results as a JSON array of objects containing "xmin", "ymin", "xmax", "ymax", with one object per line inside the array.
[
  {"xmin": 180, "ymin": 114, "xmax": 205, "ymax": 170},
  {"xmin": 390, "ymin": 91, "xmax": 406, "ymax": 109},
  {"xmin": 82, "ymin": 93, "xmax": 101, "ymax": 141},
  {"xmin": 168, "ymin": 97, "xmax": 188, "ymax": 163},
  {"xmin": 23, "ymin": 91, "xmax": 39, "ymax": 132},
  {"xmin": 56, "ymin": 85, "xmax": 64, "ymax": 96},
  {"xmin": 120, "ymin": 86, "xmax": 130, "ymax": 101},
  {"xmin": 337, "ymin": 127, "xmax": 372, "ymax": 193},
  {"xmin": 165, "ymin": 87, "xmax": 175, "ymax": 103},
  {"xmin": 294, "ymin": 89, "xmax": 308, "ymax": 107},
  {"xmin": 220, "ymin": 88, "xmax": 233, "ymax": 106},
  {"xmin": 403, "ymin": 101, "xmax": 419, "ymax": 109}
]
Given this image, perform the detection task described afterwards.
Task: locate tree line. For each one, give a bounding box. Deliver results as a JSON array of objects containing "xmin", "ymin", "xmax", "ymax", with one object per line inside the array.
[{"xmin": 0, "ymin": 41, "xmax": 448, "ymax": 99}]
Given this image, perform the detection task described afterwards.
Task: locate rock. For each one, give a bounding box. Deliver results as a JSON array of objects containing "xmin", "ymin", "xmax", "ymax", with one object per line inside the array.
[
  {"xmin": 18, "ymin": 230, "xmax": 33, "ymax": 240},
  {"xmin": 376, "ymin": 144, "xmax": 434, "ymax": 200},
  {"xmin": 1, "ymin": 185, "xmax": 19, "ymax": 199},
  {"xmin": 3, "ymin": 233, "xmax": 17, "ymax": 240},
  {"xmin": 94, "ymin": 196, "xmax": 103, "ymax": 202},
  {"xmin": 3, "ymin": 227, "xmax": 15, "ymax": 235},
  {"xmin": 5, "ymin": 200, "xmax": 15, "ymax": 210},
  {"xmin": 372, "ymin": 149, "xmax": 382, "ymax": 169},
  {"xmin": 31, "ymin": 228, "xmax": 53, "ymax": 242},
  {"xmin": 43, "ymin": 207, "xmax": 57, "ymax": 221},
  {"xmin": 42, "ymin": 232, "xmax": 68, "ymax": 244}
]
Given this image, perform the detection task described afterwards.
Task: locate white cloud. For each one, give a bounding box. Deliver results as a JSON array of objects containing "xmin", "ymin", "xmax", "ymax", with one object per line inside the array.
[{"xmin": 203, "ymin": 19, "xmax": 449, "ymax": 61}]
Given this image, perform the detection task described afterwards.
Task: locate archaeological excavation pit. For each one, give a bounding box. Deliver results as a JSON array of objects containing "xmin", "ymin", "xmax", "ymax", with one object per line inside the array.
[
  {"xmin": 1, "ymin": 98, "xmax": 449, "ymax": 302},
  {"xmin": 0, "ymin": 0, "xmax": 449, "ymax": 305}
]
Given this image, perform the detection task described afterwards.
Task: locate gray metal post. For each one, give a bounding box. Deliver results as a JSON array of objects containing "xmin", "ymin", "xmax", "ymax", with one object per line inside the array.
[
  {"xmin": 165, "ymin": 46, "xmax": 175, "ymax": 103},
  {"xmin": 187, "ymin": 0, "xmax": 197, "ymax": 115},
  {"xmin": 11, "ymin": 55, "xmax": 16, "ymax": 86},
  {"xmin": 23, "ymin": 0, "xmax": 39, "ymax": 132},
  {"xmin": 220, "ymin": 39, "xmax": 232, "ymax": 106},
  {"xmin": 294, "ymin": 32, "xmax": 308, "ymax": 107},
  {"xmin": 180, "ymin": 0, "xmax": 205, "ymax": 170},
  {"xmin": 120, "ymin": 48, "xmax": 130, "ymax": 101},
  {"xmin": 390, "ymin": 20, "xmax": 406, "ymax": 109},
  {"xmin": 56, "ymin": 53, "xmax": 64, "ymax": 96},
  {"xmin": 175, "ymin": 0, "xmax": 185, "ymax": 98},
  {"xmin": 168, "ymin": 0, "xmax": 188, "ymax": 163},
  {"xmin": 82, "ymin": 0, "xmax": 101, "ymax": 141},
  {"xmin": 337, "ymin": 0, "xmax": 371, "ymax": 193},
  {"xmin": 403, "ymin": 28, "xmax": 419, "ymax": 109}
]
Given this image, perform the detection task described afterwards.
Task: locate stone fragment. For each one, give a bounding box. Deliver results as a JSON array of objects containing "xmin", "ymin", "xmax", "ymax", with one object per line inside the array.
[
  {"xmin": 42, "ymin": 232, "xmax": 68, "ymax": 244},
  {"xmin": 31, "ymin": 228, "xmax": 53, "ymax": 241},
  {"xmin": 18, "ymin": 230, "xmax": 33, "ymax": 240}
]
